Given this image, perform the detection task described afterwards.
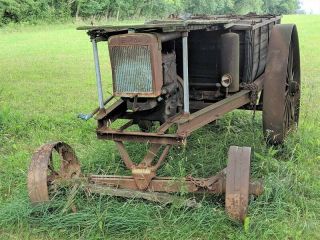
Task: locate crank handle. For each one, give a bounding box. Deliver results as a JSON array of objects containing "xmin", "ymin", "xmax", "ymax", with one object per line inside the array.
[
  {"xmin": 78, "ymin": 113, "xmax": 93, "ymax": 121},
  {"xmin": 77, "ymin": 95, "xmax": 114, "ymax": 121}
]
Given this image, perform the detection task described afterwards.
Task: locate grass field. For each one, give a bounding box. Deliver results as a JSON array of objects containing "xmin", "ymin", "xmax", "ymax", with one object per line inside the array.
[{"xmin": 0, "ymin": 15, "xmax": 320, "ymax": 239}]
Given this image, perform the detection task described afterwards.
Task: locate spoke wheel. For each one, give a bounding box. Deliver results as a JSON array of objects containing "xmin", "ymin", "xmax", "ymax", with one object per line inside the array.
[
  {"xmin": 28, "ymin": 142, "xmax": 81, "ymax": 204},
  {"xmin": 263, "ymin": 24, "xmax": 301, "ymax": 145}
]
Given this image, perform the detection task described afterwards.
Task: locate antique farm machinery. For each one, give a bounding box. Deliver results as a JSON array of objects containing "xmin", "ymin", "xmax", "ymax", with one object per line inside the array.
[{"xmin": 28, "ymin": 14, "xmax": 300, "ymax": 221}]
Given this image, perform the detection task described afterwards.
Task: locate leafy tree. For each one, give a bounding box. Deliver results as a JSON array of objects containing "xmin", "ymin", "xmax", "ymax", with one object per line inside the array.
[
  {"xmin": 234, "ymin": 0, "xmax": 264, "ymax": 14},
  {"xmin": 0, "ymin": 0, "xmax": 301, "ymax": 26},
  {"xmin": 263, "ymin": 0, "xmax": 300, "ymax": 14},
  {"xmin": 183, "ymin": 0, "xmax": 235, "ymax": 15}
]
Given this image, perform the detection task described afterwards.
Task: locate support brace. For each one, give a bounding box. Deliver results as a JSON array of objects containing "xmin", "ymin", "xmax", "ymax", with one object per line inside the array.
[
  {"xmin": 113, "ymin": 142, "xmax": 172, "ymax": 190},
  {"xmin": 92, "ymin": 38, "xmax": 105, "ymax": 110},
  {"xmin": 182, "ymin": 32, "xmax": 190, "ymax": 114}
]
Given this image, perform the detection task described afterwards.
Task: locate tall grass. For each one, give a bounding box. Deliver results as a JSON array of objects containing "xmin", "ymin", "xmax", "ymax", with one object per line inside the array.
[{"xmin": 0, "ymin": 15, "xmax": 319, "ymax": 239}]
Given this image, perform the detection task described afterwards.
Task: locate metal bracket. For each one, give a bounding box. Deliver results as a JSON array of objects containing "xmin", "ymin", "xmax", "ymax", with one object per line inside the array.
[{"xmin": 114, "ymin": 141, "xmax": 171, "ymax": 190}]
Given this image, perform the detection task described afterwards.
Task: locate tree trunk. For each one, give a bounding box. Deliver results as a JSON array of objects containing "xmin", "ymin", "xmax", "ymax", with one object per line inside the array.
[
  {"xmin": 75, "ymin": 1, "xmax": 80, "ymax": 22},
  {"xmin": 116, "ymin": 7, "xmax": 120, "ymax": 21}
]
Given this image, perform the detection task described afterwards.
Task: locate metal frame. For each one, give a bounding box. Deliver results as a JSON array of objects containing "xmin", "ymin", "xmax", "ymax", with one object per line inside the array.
[
  {"xmin": 95, "ymin": 74, "xmax": 263, "ymax": 144},
  {"xmin": 90, "ymin": 74, "xmax": 264, "ymax": 198},
  {"xmin": 88, "ymin": 173, "xmax": 263, "ymax": 196},
  {"xmin": 28, "ymin": 141, "xmax": 263, "ymax": 221}
]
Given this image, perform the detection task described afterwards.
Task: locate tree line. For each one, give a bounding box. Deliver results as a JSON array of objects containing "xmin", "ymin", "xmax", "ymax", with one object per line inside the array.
[{"xmin": 0, "ymin": 0, "xmax": 300, "ymax": 26}]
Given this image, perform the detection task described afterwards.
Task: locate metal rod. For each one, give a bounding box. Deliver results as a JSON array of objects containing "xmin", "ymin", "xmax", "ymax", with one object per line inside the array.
[
  {"xmin": 152, "ymin": 145, "xmax": 171, "ymax": 171},
  {"xmin": 78, "ymin": 95, "xmax": 114, "ymax": 121},
  {"xmin": 114, "ymin": 141, "xmax": 135, "ymax": 169},
  {"xmin": 92, "ymin": 38, "xmax": 104, "ymax": 109},
  {"xmin": 88, "ymin": 175, "xmax": 263, "ymax": 196},
  {"xmin": 182, "ymin": 32, "xmax": 190, "ymax": 114},
  {"xmin": 97, "ymin": 129, "xmax": 184, "ymax": 145}
]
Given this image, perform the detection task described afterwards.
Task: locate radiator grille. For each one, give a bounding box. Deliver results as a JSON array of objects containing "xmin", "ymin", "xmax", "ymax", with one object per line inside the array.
[{"xmin": 110, "ymin": 45, "xmax": 153, "ymax": 94}]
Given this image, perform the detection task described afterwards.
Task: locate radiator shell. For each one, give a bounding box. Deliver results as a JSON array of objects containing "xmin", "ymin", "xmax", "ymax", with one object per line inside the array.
[{"xmin": 108, "ymin": 33, "xmax": 163, "ymax": 97}]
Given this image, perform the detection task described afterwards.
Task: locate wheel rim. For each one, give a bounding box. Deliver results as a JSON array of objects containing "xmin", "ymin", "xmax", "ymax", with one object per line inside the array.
[
  {"xmin": 28, "ymin": 142, "xmax": 81, "ymax": 204},
  {"xmin": 284, "ymin": 37, "xmax": 300, "ymax": 135},
  {"xmin": 263, "ymin": 24, "xmax": 301, "ymax": 144}
]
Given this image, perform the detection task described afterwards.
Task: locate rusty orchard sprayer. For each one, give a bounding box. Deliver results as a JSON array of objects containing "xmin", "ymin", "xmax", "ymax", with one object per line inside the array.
[{"xmin": 28, "ymin": 14, "xmax": 300, "ymax": 221}]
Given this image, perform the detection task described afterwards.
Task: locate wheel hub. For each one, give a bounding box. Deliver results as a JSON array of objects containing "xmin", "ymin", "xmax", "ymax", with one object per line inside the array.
[{"xmin": 289, "ymin": 81, "xmax": 299, "ymax": 95}]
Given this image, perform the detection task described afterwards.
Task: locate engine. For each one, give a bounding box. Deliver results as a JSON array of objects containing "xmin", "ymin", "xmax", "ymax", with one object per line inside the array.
[{"xmin": 108, "ymin": 33, "xmax": 183, "ymax": 124}]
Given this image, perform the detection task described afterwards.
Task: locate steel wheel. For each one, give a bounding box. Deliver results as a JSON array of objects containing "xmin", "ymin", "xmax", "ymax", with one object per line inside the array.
[
  {"xmin": 263, "ymin": 24, "xmax": 301, "ymax": 145},
  {"xmin": 28, "ymin": 142, "xmax": 81, "ymax": 204},
  {"xmin": 225, "ymin": 146, "xmax": 251, "ymax": 221}
]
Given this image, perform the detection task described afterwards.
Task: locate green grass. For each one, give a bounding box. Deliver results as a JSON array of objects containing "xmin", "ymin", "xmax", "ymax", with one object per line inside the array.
[{"xmin": 0, "ymin": 15, "xmax": 320, "ymax": 239}]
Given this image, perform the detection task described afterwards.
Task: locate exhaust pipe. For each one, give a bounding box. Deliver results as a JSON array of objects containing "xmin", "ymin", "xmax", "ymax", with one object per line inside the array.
[{"xmin": 221, "ymin": 33, "xmax": 240, "ymax": 93}]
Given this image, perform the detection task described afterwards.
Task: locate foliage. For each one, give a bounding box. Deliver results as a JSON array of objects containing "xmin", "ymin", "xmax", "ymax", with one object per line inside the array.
[
  {"xmin": 0, "ymin": 0, "xmax": 71, "ymax": 25},
  {"xmin": 263, "ymin": 0, "xmax": 300, "ymax": 15},
  {"xmin": 234, "ymin": 0, "xmax": 264, "ymax": 14},
  {"xmin": 183, "ymin": 0, "xmax": 234, "ymax": 15},
  {"xmin": 0, "ymin": 0, "xmax": 300, "ymax": 25}
]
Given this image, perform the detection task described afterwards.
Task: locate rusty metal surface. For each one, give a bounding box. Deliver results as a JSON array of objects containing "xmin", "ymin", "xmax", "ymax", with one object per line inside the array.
[
  {"xmin": 28, "ymin": 141, "xmax": 263, "ymax": 222},
  {"xmin": 177, "ymin": 90, "xmax": 251, "ymax": 136},
  {"xmin": 95, "ymin": 99, "xmax": 126, "ymax": 121},
  {"xmin": 140, "ymin": 144, "xmax": 162, "ymax": 167},
  {"xmin": 97, "ymin": 128, "xmax": 185, "ymax": 145},
  {"xmin": 225, "ymin": 146, "xmax": 251, "ymax": 221},
  {"xmin": 85, "ymin": 184, "xmax": 198, "ymax": 206},
  {"xmin": 86, "ymin": 144, "xmax": 260, "ymax": 200},
  {"xmin": 88, "ymin": 172, "xmax": 262, "ymax": 196},
  {"xmin": 90, "ymin": 175, "xmax": 212, "ymax": 193},
  {"xmin": 157, "ymin": 113, "xmax": 184, "ymax": 134},
  {"xmin": 109, "ymin": 33, "xmax": 163, "ymax": 97},
  {"xmin": 114, "ymin": 141, "xmax": 135, "ymax": 169},
  {"xmin": 177, "ymin": 74, "xmax": 266, "ymax": 136},
  {"xmin": 112, "ymin": 142, "xmax": 172, "ymax": 190},
  {"xmin": 151, "ymin": 145, "xmax": 170, "ymax": 171},
  {"xmin": 263, "ymin": 24, "xmax": 301, "ymax": 144},
  {"xmin": 96, "ymin": 83, "xmax": 263, "ymax": 144},
  {"xmin": 27, "ymin": 142, "xmax": 81, "ymax": 204}
]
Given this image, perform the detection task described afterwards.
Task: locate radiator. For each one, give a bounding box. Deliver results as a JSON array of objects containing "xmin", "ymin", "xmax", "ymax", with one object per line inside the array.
[
  {"xmin": 108, "ymin": 33, "xmax": 163, "ymax": 97},
  {"xmin": 109, "ymin": 45, "xmax": 153, "ymax": 94}
]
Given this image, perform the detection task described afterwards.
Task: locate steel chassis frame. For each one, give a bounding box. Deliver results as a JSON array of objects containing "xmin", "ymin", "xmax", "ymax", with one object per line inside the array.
[
  {"xmin": 78, "ymin": 31, "xmax": 265, "ymax": 218},
  {"xmin": 91, "ymin": 64, "xmax": 264, "ymax": 194}
]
